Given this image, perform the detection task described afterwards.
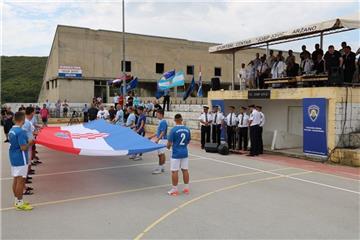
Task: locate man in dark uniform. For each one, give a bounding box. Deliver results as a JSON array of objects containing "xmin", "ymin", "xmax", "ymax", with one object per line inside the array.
[
  {"xmin": 225, "ymin": 106, "xmax": 237, "ymax": 150},
  {"xmin": 211, "ymin": 105, "xmax": 224, "ymax": 145},
  {"xmin": 342, "ymin": 46, "xmax": 356, "ymax": 83},
  {"xmin": 237, "ymin": 106, "xmax": 249, "ymax": 151},
  {"xmin": 198, "ymin": 105, "xmax": 212, "ymax": 149},
  {"xmin": 324, "ymin": 45, "xmax": 343, "ymax": 85},
  {"xmin": 247, "ymin": 105, "xmax": 261, "ymax": 156}
]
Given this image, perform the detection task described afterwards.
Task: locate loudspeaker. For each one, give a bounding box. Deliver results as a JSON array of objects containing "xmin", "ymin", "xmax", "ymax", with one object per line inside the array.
[
  {"xmin": 204, "ymin": 143, "xmax": 219, "ymax": 153},
  {"xmin": 217, "ymin": 143, "xmax": 229, "ymax": 155},
  {"xmin": 211, "ymin": 77, "xmax": 221, "ymax": 90}
]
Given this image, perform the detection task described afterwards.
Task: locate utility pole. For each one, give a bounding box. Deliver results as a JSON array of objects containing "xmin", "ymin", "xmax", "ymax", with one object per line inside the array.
[{"xmin": 122, "ymin": 0, "xmax": 126, "ymax": 97}]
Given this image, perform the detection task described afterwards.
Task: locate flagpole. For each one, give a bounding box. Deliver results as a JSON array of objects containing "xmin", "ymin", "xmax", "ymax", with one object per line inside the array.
[{"xmin": 122, "ymin": 0, "xmax": 126, "ymax": 98}]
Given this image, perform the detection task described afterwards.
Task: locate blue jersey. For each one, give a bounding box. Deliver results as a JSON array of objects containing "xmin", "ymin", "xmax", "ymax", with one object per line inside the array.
[
  {"xmin": 8, "ymin": 126, "xmax": 29, "ymax": 167},
  {"xmin": 22, "ymin": 119, "xmax": 34, "ymax": 140},
  {"xmin": 156, "ymin": 119, "xmax": 168, "ymax": 140},
  {"xmin": 168, "ymin": 125, "xmax": 191, "ymax": 159},
  {"xmin": 136, "ymin": 114, "xmax": 146, "ymax": 135},
  {"xmin": 126, "ymin": 113, "xmax": 136, "ymax": 127}
]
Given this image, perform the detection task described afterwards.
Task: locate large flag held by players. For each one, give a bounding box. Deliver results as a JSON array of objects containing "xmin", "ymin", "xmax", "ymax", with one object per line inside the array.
[
  {"xmin": 36, "ymin": 120, "xmax": 165, "ymax": 156},
  {"xmin": 158, "ymin": 70, "xmax": 185, "ymax": 90}
]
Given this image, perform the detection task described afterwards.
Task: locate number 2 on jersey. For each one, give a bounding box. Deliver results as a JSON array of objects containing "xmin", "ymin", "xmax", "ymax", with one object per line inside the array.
[{"xmin": 180, "ymin": 133, "xmax": 186, "ymax": 145}]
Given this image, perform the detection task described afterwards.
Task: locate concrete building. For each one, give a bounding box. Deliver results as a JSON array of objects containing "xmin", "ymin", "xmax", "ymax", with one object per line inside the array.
[{"xmin": 38, "ymin": 25, "xmax": 293, "ymax": 103}]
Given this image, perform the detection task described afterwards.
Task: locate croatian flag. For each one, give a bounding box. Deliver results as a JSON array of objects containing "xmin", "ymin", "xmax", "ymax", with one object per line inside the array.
[
  {"xmin": 36, "ymin": 120, "xmax": 165, "ymax": 156},
  {"xmin": 197, "ymin": 66, "xmax": 203, "ymax": 97}
]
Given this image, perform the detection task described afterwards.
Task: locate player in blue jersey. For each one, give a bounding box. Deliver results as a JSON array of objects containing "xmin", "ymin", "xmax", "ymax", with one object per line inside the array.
[
  {"xmin": 167, "ymin": 113, "xmax": 191, "ymax": 196},
  {"xmin": 8, "ymin": 111, "xmax": 34, "ymax": 210}
]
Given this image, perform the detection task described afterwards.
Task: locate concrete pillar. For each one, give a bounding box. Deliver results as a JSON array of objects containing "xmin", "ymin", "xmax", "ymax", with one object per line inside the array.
[{"xmin": 320, "ymin": 32, "xmax": 324, "ymax": 49}]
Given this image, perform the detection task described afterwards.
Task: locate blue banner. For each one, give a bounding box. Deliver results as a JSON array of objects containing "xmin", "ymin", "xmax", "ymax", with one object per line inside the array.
[
  {"xmin": 303, "ymin": 98, "xmax": 327, "ymax": 156},
  {"xmin": 183, "ymin": 77, "xmax": 195, "ymax": 100},
  {"xmin": 119, "ymin": 78, "xmax": 138, "ymax": 95}
]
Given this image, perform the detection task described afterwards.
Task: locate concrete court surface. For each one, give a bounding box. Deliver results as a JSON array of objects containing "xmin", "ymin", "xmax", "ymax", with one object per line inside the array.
[{"xmin": 1, "ymin": 137, "xmax": 359, "ymax": 239}]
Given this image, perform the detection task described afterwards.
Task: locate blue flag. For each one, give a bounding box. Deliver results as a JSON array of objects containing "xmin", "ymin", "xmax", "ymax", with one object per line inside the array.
[
  {"xmin": 197, "ymin": 69, "xmax": 203, "ymax": 97},
  {"xmin": 158, "ymin": 70, "xmax": 185, "ymax": 90},
  {"xmin": 119, "ymin": 77, "xmax": 138, "ymax": 95},
  {"xmin": 183, "ymin": 77, "xmax": 195, "ymax": 101}
]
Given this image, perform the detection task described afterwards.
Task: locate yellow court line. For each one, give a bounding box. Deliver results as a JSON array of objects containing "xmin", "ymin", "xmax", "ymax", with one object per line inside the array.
[
  {"xmin": 0, "ymin": 166, "xmax": 292, "ymax": 212},
  {"xmin": 133, "ymin": 171, "xmax": 312, "ymax": 240}
]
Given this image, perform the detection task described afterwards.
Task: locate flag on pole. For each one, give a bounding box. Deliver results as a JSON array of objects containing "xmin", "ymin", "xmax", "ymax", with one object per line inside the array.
[
  {"xmin": 158, "ymin": 70, "xmax": 185, "ymax": 90},
  {"xmin": 119, "ymin": 77, "xmax": 138, "ymax": 95},
  {"xmin": 197, "ymin": 66, "xmax": 203, "ymax": 97},
  {"xmin": 183, "ymin": 77, "xmax": 195, "ymax": 101}
]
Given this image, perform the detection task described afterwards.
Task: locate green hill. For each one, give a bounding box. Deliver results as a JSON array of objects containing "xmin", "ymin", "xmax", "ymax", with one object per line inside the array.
[{"xmin": 1, "ymin": 56, "xmax": 47, "ymax": 103}]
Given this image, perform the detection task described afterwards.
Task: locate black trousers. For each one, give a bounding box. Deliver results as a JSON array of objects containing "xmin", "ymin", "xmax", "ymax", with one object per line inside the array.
[
  {"xmin": 259, "ymin": 126, "xmax": 263, "ymax": 154},
  {"xmin": 163, "ymin": 96, "xmax": 170, "ymax": 111},
  {"xmin": 83, "ymin": 112, "xmax": 89, "ymax": 122},
  {"xmin": 250, "ymin": 125, "xmax": 260, "ymax": 155},
  {"xmin": 212, "ymin": 124, "xmax": 221, "ymax": 145},
  {"xmin": 227, "ymin": 126, "xmax": 236, "ymax": 149},
  {"xmin": 344, "ymin": 69, "xmax": 355, "ymax": 83},
  {"xmin": 201, "ymin": 125, "xmax": 211, "ymax": 148},
  {"xmin": 238, "ymin": 127, "xmax": 248, "ymax": 150}
]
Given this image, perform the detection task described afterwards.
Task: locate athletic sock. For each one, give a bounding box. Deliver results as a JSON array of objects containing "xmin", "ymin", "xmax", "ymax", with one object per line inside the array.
[
  {"xmin": 172, "ymin": 185, "xmax": 178, "ymax": 191},
  {"xmin": 15, "ymin": 199, "xmax": 24, "ymax": 206},
  {"xmin": 184, "ymin": 184, "xmax": 189, "ymax": 189},
  {"xmin": 160, "ymin": 164, "xmax": 164, "ymax": 170}
]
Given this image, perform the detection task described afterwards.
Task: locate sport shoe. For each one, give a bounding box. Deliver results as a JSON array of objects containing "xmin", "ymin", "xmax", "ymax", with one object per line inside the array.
[
  {"xmin": 16, "ymin": 203, "xmax": 33, "ymax": 211},
  {"xmin": 129, "ymin": 155, "xmax": 135, "ymax": 160},
  {"xmin": 183, "ymin": 188, "xmax": 190, "ymax": 194},
  {"xmin": 133, "ymin": 156, "xmax": 142, "ymax": 161},
  {"xmin": 167, "ymin": 188, "xmax": 178, "ymax": 196},
  {"xmin": 152, "ymin": 168, "xmax": 163, "ymax": 174}
]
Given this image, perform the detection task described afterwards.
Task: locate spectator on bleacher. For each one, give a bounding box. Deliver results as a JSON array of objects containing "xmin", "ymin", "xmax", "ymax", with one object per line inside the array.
[
  {"xmin": 246, "ymin": 61, "xmax": 256, "ymax": 89},
  {"xmin": 300, "ymin": 45, "xmax": 311, "ymax": 61},
  {"xmin": 113, "ymin": 93, "xmax": 119, "ymax": 108},
  {"xmin": 285, "ymin": 50, "xmax": 295, "ymax": 66},
  {"xmin": 145, "ymin": 100, "xmax": 154, "ymax": 115},
  {"xmin": 300, "ymin": 52, "xmax": 314, "ymax": 74},
  {"xmin": 256, "ymin": 56, "xmax": 269, "ymax": 89},
  {"xmin": 342, "ymin": 46, "xmax": 356, "ymax": 84},
  {"xmin": 153, "ymin": 100, "xmax": 162, "ymax": 117},
  {"xmin": 324, "ymin": 45, "xmax": 343, "ymax": 81},
  {"xmin": 267, "ymin": 50, "xmax": 276, "ymax": 68},
  {"xmin": 286, "ymin": 57, "xmax": 299, "ymax": 77},
  {"xmin": 339, "ymin": 41, "xmax": 347, "ymax": 56},
  {"xmin": 108, "ymin": 106, "xmax": 117, "ymax": 121},
  {"xmin": 163, "ymin": 89, "xmax": 170, "ymax": 111},
  {"xmin": 55, "ymin": 100, "xmax": 61, "ymax": 118},
  {"xmin": 82, "ymin": 104, "xmax": 89, "ymax": 122},
  {"xmin": 277, "ymin": 51, "xmax": 285, "ymax": 62},
  {"xmin": 253, "ymin": 53, "xmax": 261, "ymax": 70},
  {"xmin": 97, "ymin": 105, "xmax": 109, "ymax": 120},
  {"xmin": 62, "ymin": 99, "xmax": 69, "ymax": 118},
  {"xmin": 313, "ymin": 53, "xmax": 325, "ymax": 74},
  {"xmin": 312, "ymin": 43, "xmax": 324, "ymax": 62},
  {"xmin": 238, "ymin": 63, "xmax": 246, "ymax": 90},
  {"xmin": 271, "ymin": 54, "xmax": 286, "ymax": 79}
]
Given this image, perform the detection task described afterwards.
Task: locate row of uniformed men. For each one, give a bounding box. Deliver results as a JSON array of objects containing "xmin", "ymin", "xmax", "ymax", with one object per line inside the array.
[{"xmin": 198, "ymin": 104, "xmax": 265, "ymax": 156}]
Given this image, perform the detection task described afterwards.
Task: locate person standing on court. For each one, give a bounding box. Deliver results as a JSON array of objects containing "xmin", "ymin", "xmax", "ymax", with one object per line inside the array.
[
  {"xmin": 163, "ymin": 89, "xmax": 170, "ymax": 111},
  {"xmin": 247, "ymin": 105, "xmax": 261, "ymax": 156},
  {"xmin": 237, "ymin": 106, "xmax": 249, "ymax": 151},
  {"xmin": 199, "ymin": 105, "xmax": 212, "ymax": 149},
  {"xmin": 211, "ymin": 105, "xmax": 224, "ymax": 145},
  {"xmin": 225, "ymin": 106, "xmax": 238, "ymax": 150},
  {"xmin": 256, "ymin": 106, "xmax": 265, "ymax": 154}
]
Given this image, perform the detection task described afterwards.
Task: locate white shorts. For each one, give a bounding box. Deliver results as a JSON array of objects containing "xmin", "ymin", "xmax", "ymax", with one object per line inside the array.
[
  {"xmin": 11, "ymin": 165, "xmax": 28, "ymax": 178},
  {"xmin": 170, "ymin": 158, "xmax": 189, "ymax": 171},
  {"xmin": 157, "ymin": 139, "xmax": 168, "ymax": 155}
]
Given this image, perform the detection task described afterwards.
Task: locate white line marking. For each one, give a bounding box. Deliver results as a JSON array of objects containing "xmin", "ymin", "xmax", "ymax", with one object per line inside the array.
[{"xmin": 189, "ymin": 153, "xmax": 360, "ymax": 195}]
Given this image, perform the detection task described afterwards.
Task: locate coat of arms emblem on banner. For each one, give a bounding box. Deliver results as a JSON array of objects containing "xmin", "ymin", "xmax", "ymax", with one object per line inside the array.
[{"xmin": 308, "ymin": 105, "xmax": 320, "ymax": 122}]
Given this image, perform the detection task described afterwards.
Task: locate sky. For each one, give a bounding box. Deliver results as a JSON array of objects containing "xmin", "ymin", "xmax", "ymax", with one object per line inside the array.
[{"xmin": 1, "ymin": 0, "xmax": 359, "ymax": 56}]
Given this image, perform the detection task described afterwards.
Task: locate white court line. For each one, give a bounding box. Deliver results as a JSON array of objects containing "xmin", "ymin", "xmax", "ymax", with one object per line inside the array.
[
  {"xmin": 189, "ymin": 153, "xmax": 360, "ymax": 195},
  {"xmin": 0, "ymin": 157, "xmax": 203, "ymax": 181}
]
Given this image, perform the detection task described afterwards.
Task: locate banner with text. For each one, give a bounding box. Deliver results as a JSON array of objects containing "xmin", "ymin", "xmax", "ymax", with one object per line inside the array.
[{"xmin": 303, "ymin": 98, "xmax": 327, "ymax": 156}]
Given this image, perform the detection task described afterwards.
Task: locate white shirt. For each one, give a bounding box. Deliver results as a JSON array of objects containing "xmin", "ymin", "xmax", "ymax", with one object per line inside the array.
[
  {"xmin": 113, "ymin": 96, "xmax": 119, "ymax": 104},
  {"xmin": 198, "ymin": 112, "xmax": 213, "ymax": 126},
  {"xmin": 271, "ymin": 61, "xmax": 286, "ymax": 78},
  {"xmin": 211, "ymin": 112, "xmax": 224, "ymax": 125},
  {"xmin": 225, "ymin": 112, "xmax": 238, "ymax": 126},
  {"xmin": 259, "ymin": 112, "xmax": 265, "ymax": 127},
  {"xmin": 97, "ymin": 110, "xmax": 109, "ymax": 120},
  {"xmin": 301, "ymin": 59, "xmax": 314, "ymax": 74},
  {"xmin": 257, "ymin": 62, "xmax": 269, "ymax": 76},
  {"xmin": 237, "ymin": 113, "xmax": 250, "ymax": 128},
  {"xmin": 249, "ymin": 109, "xmax": 261, "ymax": 126}
]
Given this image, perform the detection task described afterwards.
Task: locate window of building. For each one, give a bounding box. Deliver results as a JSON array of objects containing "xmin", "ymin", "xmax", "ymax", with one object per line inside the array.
[
  {"xmin": 156, "ymin": 63, "xmax": 164, "ymax": 74},
  {"xmin": 46, "ymin": 81, "xmax": 49, "ymax": 90},
  {"xmin": 187, "ymin": 65, "xmax": 194, "ymax": 75},
  {"xmin": 214, "ymin": 67, "xmax": 222, "ymax": 77},
  {"xmin": 121, "ymin": 61, "xmax": 131, "ymax": 72}
]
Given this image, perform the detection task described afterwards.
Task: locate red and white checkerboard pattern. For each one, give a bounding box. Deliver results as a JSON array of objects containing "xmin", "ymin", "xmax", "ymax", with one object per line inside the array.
[{"xmin": 71, "ymin": 133, "xmax": 109, "ymax": 139}]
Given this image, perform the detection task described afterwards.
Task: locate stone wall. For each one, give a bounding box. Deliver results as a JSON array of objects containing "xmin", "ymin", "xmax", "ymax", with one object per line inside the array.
[{"xmin": 335, "ymin": 102, "xmax": 360, "ymax": 148}]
